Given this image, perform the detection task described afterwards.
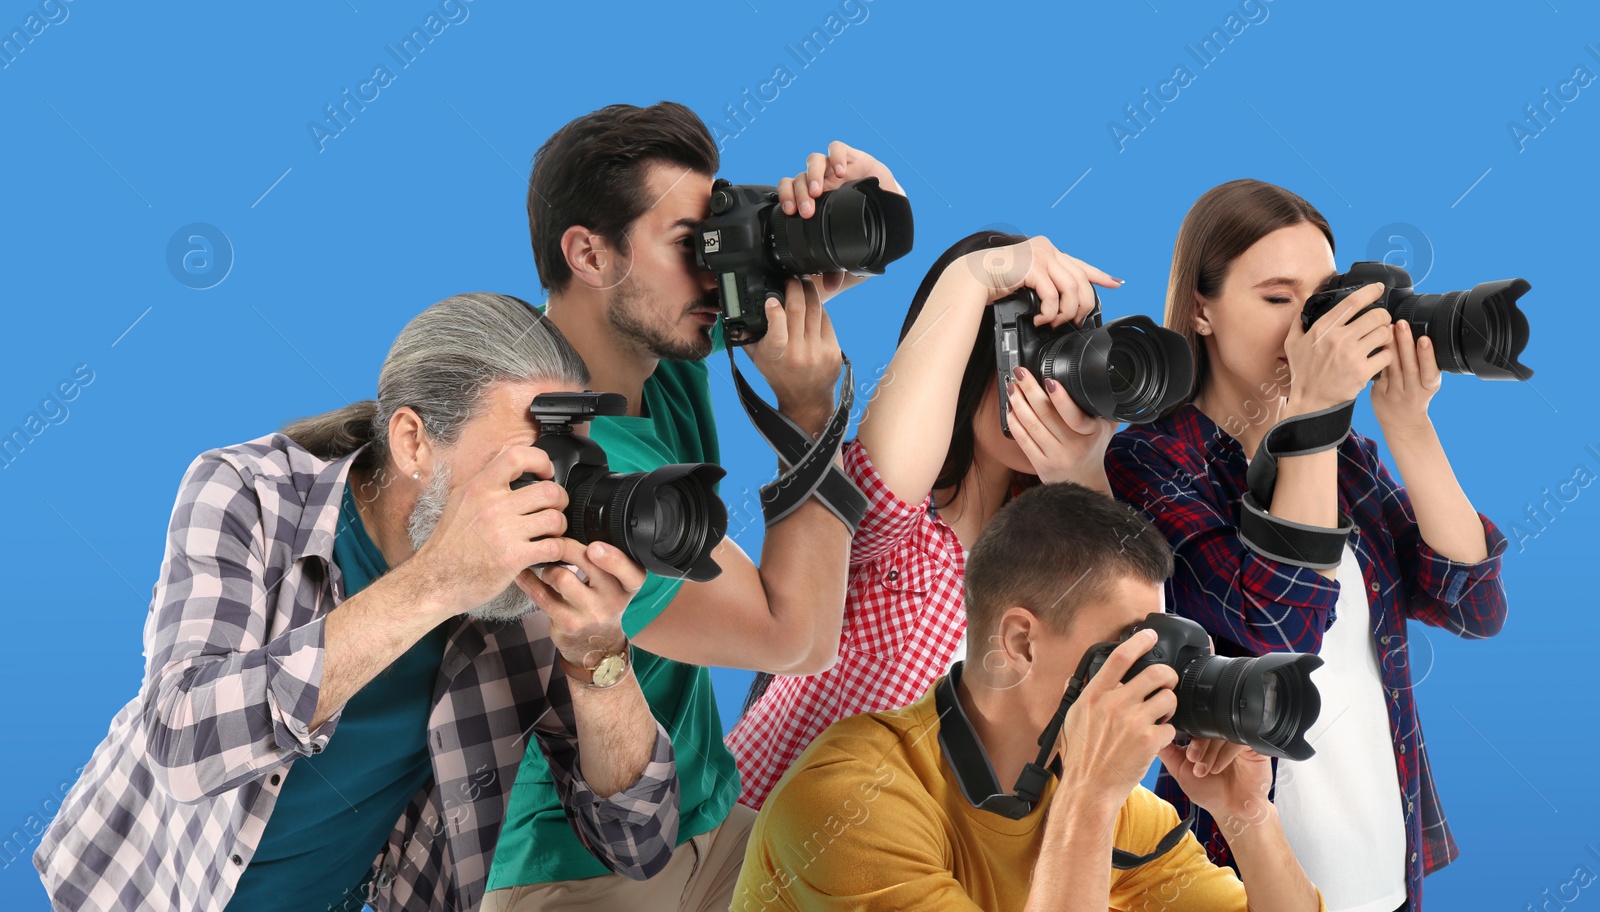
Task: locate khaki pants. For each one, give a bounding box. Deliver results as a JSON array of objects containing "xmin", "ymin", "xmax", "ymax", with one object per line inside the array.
[{"xmin": 481, "ymin": 802, "xmax": 759, "ymax": 912}]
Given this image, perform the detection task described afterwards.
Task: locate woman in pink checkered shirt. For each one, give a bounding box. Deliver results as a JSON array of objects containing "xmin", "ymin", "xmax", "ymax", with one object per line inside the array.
[{"xmin": 726, "ymin": 230, "xmax": 1125, "ymax": 809}]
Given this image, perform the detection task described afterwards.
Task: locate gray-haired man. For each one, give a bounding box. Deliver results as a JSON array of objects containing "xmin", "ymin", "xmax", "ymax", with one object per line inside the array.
[{"xmin": 36, "ymin": 293, "xmax": 679, "ymax": 912}]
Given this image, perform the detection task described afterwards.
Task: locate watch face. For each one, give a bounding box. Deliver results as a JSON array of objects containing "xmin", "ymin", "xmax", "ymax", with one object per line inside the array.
[{"xmin": 592, "ymin": 654, "xmax": 627, "ymax": 688}]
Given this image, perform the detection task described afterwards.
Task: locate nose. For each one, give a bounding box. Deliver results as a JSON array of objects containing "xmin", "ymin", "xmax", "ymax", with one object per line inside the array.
[{"xmin": 698, "ymin": 267, "xmax": 719, "ymax": 294}]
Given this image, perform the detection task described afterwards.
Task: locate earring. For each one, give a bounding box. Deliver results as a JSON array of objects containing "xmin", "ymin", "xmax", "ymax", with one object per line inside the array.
[
  {"xmin": 412, "ymin": 471, "xmax": 421, "ymax": 479},
  {"xmin": 1197, "ymin": 327, "xmax": 1209, "ymax": 335}
]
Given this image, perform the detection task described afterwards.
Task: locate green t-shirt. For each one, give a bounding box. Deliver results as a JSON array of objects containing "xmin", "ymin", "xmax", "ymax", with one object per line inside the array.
[{"xmin": 487, "ymin": 326, "xmax": 741, "ymax": 887}]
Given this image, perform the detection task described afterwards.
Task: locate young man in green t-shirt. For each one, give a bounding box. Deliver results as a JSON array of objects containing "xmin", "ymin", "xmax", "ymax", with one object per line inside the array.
[{"xmin": 481, "ymin": 102, "xmax": 905, "ymax": 911}]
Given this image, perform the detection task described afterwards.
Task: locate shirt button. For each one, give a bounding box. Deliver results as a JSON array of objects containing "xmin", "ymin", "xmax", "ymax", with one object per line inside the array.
[
  {"xmin": 1407, "ymin": 800, "xmax": 1414, "ymax": 813},
  {"xmin": 1390, "ymin": 689, "xmax": 1399, "ymax": 699},
  {"xmin": 1399, "ymin": 744, "xmax": 1407, "ymax": 754},
  {"xmin": 886, "ymin": 569, "xmax": 899, "ymax": 581},
  {"xmin": 1370, "ymin": 581, "xmax": 1381, "ymax": 593},
  {"xmin": 232, "ymin": 854, "xmax": 243, "ymax": 865},
  {"xmin": 1411, "ymin": 852, "xmax": 1418, "ymax": 864},
  {"xmin": 270, "ymin": 773, "xmax": 281, "ymax": 786},
  {"xmin": 1381, "ymin": 636, "xmax": 1391, "ymax": 645}
]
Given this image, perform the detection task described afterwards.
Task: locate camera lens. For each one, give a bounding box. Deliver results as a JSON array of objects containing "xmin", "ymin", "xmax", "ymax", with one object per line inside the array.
[
  {"xmin": 768, "ymin": 177, "xmax": 914, "ymax": 278},
  {"xmin": 1305, "ymin": 265, "xmax": 1532, "ymax": 381},
  {"xmin": 566, "ymin": 463, "xmax": 729, "ymax": 583},
  {"xmin": 1036, "ymin": 316, "xmax": 1194, "ymax": 424},
  {"xmin": 1174, "ymin": 652, "xmax": 1322, "ymax": 761},
  {"xmin": 1260, "ymin": 670, "xmax": 1281, "ymax": 731}
]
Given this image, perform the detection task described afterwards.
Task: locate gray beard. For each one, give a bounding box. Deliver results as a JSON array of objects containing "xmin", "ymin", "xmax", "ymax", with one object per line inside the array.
[
  {"xmin": 406, "ymin": 459, "xmax": 536, "ymax": 622},
  {"xmin": 607, "ymin": 274, "xmax": 715, "ymax": 362}
]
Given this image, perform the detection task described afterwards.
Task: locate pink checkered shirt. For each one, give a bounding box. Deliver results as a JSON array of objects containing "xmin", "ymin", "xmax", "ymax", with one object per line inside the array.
[{"xmin": 727, "ymin": 439, "xmax": 972, "ymax": 809}]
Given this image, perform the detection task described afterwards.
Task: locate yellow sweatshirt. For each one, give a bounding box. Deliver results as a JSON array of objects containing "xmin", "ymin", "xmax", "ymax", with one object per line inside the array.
[{"xmin": 731, "ymin": 679, "xmax": 1326, "ymax": 911}]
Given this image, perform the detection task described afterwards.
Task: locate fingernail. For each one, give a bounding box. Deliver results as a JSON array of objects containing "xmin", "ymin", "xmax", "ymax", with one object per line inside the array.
[
  {"xmin": 1195, "ymin": 763, "xmax": 1208, "ymax": 776},
  {"xmin": 1114, "ymin": 277, "xmax": 1127, "ymax": 285},
  {"xmin": 592, "ymin": 542, "xmax": 607, "ymax": 556},
  {"xmin": 809, "ymin": 179, "xmax": 821, "ymax": 195},
  {"xmin": 1045, "ymin": 378, "xmax": 1060, "ymax": 394},
  {"xmin": 1013, "ymin": 365, "xmax": 1026, "ymax": 381}
]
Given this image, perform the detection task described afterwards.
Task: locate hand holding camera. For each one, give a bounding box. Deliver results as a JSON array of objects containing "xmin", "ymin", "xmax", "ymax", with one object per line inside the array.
[
  {"xmin": 515, "ymin": 536, "xmax": 644, "ymax": 673},
  {"xmin": 1369, "ymin": 318, "xmax": 1444, "ymax": 438},
  {"xmin": 404, "ymin": 444, "xmax": 576, "ymax": 621},
  {"xmin": 1284, "ymin": 282, "xmax": 1396, "ymax": 416},
  {"xmin": 1055, "ymin": 628, "xmax": 1182, "ymax": 811},
  {"xmin": 746, "ymin": 275, "xmax": 843, "ymax": 440},
  {"xmin": 978, "ymin": 238, "xmax": 1193, "ymax": 429},
  {"xmin": 1158, "ymin": 740, "xmax": 1275, "ymax": 826}
]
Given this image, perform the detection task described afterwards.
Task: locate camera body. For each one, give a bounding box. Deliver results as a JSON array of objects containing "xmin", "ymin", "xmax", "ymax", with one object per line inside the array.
[
  {"xmin": 694, "ymin": 176, "xmax": 914, "ymax": 346},
  {"xmin": 512, "ymin": 392, "xmax": 728, "ymax": 583},
  {"xmin": 1070, "ymin": 613, "xmax": 1323, "ymax": 761},
  {"xmin": 1301, "ymin": 261, "xmax": 1533, "ymax": 380},
  {"xmin": 992, "ymin": 287, "xmax": 1192, "ymax": 430}
]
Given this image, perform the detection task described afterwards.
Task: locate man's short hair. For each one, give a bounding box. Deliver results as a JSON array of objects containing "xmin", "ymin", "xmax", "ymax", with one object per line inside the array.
[
  {"xmin": 527, "ymin": 101, "xmax": 719, "ymax": 293},
  {"xmin": 964, "ymin": 482, "xmax": 1174, "ymax": 645}
]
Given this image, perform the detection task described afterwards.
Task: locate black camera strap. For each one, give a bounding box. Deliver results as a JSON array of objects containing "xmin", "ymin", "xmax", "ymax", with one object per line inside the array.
[
  {"xmin": 934, "ymin": 663, "xmax": 1196, "ymax": 870},
  {"xmin": 725, "ymin": 346, "xmax": 868, "ymax": 533},
  {"xmin": 1238, "ymin": 399, "xmax": 1356, "ymax": 570}
]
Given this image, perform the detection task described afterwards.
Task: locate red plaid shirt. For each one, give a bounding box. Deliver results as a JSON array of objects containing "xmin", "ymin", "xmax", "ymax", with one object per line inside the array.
[
  {"xmin": 1106, "ymin": 403, "xmax": 1509, "ymax": 912},
  {"xmin": 727, "ymin": 439, "xmax": 971, "ymax": 810}
]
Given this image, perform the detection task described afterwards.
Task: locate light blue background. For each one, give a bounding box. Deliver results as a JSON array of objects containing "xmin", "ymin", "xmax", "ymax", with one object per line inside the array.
[{"xmin": 2, "ymin": 1, "xmax": 1596, "ymax": 908}]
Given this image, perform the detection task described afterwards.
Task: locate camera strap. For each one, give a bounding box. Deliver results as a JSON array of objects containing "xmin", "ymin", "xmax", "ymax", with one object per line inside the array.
[
  {"xmin": 725, "ymin": 346, "xmax": 868, "ymax": 533},
  {"xmin": 1238, "ymin": 399, "xmax": 1356, "ymax": 570},
  {"xmin": 934, "ymin": 663, "xmax": 1197, "ymax": 870}
]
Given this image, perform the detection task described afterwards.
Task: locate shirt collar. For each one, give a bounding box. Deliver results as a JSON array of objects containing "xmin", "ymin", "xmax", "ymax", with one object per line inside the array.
[
  {"xmin": 1161, "ymin": 401, "xmax": 1246, "ymax": 467},
  {"xmin": 290, "ymin": 439, "xmax": 370, "ymax": 565}
]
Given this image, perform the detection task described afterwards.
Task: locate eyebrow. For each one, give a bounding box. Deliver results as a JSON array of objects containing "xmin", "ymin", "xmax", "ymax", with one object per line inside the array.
[
  {"xmin": 1254, "ymin": 276, "xmax": 1304, "ymax": 289},
  {"xmin": 1254, "ymin": 272, "xmax": 1339, "ymax": 290},
  {"xmin": 671, "ymin": 218, "xmax": 699, "ymax": 231}
]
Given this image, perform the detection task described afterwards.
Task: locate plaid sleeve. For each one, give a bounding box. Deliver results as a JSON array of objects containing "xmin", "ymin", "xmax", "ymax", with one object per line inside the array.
[
  {"xmin": 843, "ymin": 438, "xmax": 932, "ymax": 566},
  {"xmin": 533, "ymin": 668, "xmax": 680, "ymax": 881},
  {"xmin": 141, "ymin": 451, "xmax": 336, "ymax": 804},
  {"xmin": 1355, "ymin": 435, "xmax": 1509, "ymax": 639},
  {"xmin": 1107, "ymin": 432, "xmax": 1341, "ymax": 654}
]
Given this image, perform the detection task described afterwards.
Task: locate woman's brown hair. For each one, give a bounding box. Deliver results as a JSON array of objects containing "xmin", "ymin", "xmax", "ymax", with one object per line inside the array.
[{"xmin": 1163, "ymin": 179, "xmax": 1334, "ymax": 413}]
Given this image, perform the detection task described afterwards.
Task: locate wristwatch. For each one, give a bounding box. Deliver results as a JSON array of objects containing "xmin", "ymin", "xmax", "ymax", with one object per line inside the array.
[{"xmin": 558, "ymin": 641, "xmax": 631, "ymax": 689}]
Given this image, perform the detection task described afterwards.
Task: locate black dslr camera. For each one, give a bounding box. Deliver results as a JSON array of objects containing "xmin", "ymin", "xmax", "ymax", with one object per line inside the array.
[
  {"xmin": 1067, "ymin": 613, "xmax": 1323, "ymax": 761},
  {"xmin": 694, "ymin": 177, "xmax": 915, "ymax": 346},
  {"xmin": 992, "ymin": 287, "xmax": 1193, "ymax": 430},
  {"xmin": 1301, "ymin": 261, "xmax": 1533, "ymax": 380},
  {"xmin": 510, "ymin": 392, "xmax": 728, "ymax": 582}
]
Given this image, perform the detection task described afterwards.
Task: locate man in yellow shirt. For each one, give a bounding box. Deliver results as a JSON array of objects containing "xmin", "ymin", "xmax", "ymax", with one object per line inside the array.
[{"xmin": 732, "ymin": 481, "xmax": 1328, "ymax": 911}]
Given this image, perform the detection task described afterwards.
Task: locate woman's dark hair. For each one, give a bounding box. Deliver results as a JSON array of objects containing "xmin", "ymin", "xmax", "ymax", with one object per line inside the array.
[{"xmin": 897, "ymin": 229, "xmax": 1028, "ymax": 509}]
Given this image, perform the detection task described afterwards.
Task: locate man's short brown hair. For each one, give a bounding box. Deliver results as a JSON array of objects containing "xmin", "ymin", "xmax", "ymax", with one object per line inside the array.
[
  {"xmin": 527, "ymin": 101, "xmax": 718, "ymax": 293},
  {"xmin": 964, "ymin": 482, "xmax": 1174, "ymax": 645}
]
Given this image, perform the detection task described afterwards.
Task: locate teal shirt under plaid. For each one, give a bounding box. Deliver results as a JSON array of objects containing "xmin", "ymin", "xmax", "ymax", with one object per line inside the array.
[
  {"xmin": 1107, "ymin": 403, "xmax": 1509, "ymax": 912},
  {"xmin": 35, "ymin": 433, "xmax": 680, "ymax": 912}
]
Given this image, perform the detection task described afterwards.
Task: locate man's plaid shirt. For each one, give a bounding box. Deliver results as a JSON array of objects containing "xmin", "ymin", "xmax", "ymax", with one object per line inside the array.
[
  {"xmin": 35, "ymin": 433, "xmax": 679, "ymax": 912},
  {"xmin": 1107, "ymin": 403, "xmax": 1509, "ymax": 912}
]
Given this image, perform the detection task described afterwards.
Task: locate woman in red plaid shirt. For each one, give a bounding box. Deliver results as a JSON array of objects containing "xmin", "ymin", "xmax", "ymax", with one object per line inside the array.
[
  {"xmin": 726, "ymin": 230, "xmax": 1124, "ymax": 810},
  {"xmin": 1105, "ymin": 179, "xmax": 1510, "ymax": 912}
]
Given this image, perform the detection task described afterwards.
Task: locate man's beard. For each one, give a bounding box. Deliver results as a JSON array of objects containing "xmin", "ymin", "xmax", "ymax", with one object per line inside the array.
[
  {"xmin": 406, "ymin": 460, "xmax": 536, "ymax": 623},
  {"xmin": 607, "ymin": 274, "xmax": 717, "ymax": 362}
]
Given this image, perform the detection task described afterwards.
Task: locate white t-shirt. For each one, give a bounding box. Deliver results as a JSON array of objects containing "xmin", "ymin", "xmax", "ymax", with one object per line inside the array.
[{"xmin": 1274, "ymin": 541, "xmax": 1408, "ymax": 912}]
